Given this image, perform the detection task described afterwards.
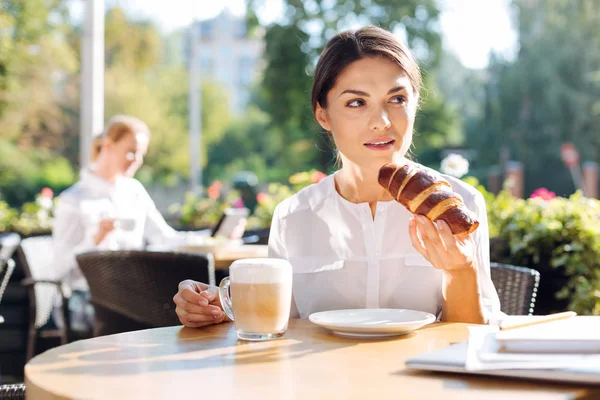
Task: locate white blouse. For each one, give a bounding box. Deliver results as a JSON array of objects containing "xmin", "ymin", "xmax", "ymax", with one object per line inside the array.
[
  {"xmin": 52, "ymin": 169, "xmax": 187, "ymax": 291},
  {"xmin": 268, "ymin": 172, "xmax": 501, "ymax": 320}
]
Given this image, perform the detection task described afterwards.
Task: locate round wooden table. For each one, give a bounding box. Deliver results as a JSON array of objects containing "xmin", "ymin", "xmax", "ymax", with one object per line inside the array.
[{"xmin": 25, "ymin": 320, "xmax": 594, "ymax": 399}]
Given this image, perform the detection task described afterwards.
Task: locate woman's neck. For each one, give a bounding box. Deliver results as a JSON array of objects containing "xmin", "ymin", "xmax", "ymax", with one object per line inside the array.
[
  {"xmin": 334, "ymin": 164, "xmax": 394, "ymax": 205},
  {"xmin": 89, "ymin": 159, "xmax": 119, "ymax": 184}
]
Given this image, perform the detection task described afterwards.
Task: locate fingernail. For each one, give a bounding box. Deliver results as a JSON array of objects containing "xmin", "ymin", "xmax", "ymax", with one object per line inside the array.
[
  {"xmin": 199, "ymin": 299, "xmax": 208, "ymax": 306},
  {"xmin": 417, "ymin": 215, "xmax": 426, "ymax": 224},
  {"xmin": 211, "ymin": 309, "xmax": 222, "ymax": 316},
  {"xmin": 409, "ymin": 218, "xmax": 415, "ymax": 227},
  {"xmin": 436, "ymin": 221, "xmax": 444, "ymax": 230}
]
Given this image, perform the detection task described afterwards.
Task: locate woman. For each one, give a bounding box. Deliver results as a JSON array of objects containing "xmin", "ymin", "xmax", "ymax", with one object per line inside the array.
[
  {"xmin": 53, "ymin": 115, "xmax": 188, "ymax": 295},
  {"xmin": 173, "ymin": 26, "xmax": 501, "ymax": 328}
]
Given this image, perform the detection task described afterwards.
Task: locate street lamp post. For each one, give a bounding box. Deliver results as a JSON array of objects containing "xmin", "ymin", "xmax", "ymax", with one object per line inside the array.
[
  {"xmin": 189, "ymin": 22, "xmax": 202, "ymax": 195},
  {"xmin": 79, "ymin": 0, "xmax": 105, "ymax": 169}
]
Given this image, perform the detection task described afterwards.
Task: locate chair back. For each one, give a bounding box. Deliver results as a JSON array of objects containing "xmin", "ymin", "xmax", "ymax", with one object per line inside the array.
[
  {"xmin": 490, "ymin": 262, "xmax": 540, "ymax": 315},
  {"xmin": 16, "ymin": 236, "xmax": 58, "ymax": 328},
  {"xmin": 76, "ymin": 250, "xmax": 214, "ymax": 335},
  {"xmin": 0, "ymin": 233, "xmax": 21, "ymax": 264},
  {"xmin": 0, "ymin": 233, "xmax": 21, "ymax": 305}
]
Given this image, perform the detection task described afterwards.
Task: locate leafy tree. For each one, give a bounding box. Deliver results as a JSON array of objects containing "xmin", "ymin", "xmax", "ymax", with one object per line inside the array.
[
  {"xmin": 104, "ymin": 7, "xmax": 162, "ymax": 72},
  {"xmin": 471, "ymin": 0, "xmax": 600, "ymax": 196},
  {"xmin": 0, "ymin": 0, "xmax": 78, "ymax": 203},
  {"xmin": 0, "ymin": 0, "xmax": 77, "ymax": 146}
]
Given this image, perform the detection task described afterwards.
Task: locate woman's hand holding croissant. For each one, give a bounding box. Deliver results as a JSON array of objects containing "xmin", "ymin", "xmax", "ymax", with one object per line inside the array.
[{"xmin": 408, "ymin": 214, "xmax": 475, "ymax": 273}]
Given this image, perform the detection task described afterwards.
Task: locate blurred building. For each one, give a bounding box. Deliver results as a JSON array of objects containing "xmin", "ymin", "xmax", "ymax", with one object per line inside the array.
[{"xmin": 186, "ymin": 10, "xmax": 264, "ymax": 114}]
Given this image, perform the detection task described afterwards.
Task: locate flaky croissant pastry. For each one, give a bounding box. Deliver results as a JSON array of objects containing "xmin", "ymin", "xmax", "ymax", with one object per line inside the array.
[{"xmin": 378, "ymin": 162, "xmax": 479, "ymax": 235}]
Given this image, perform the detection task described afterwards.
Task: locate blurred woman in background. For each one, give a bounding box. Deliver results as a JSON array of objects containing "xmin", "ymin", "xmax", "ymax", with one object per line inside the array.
[{"xmin": 52, "ymin": 115, "xmax": 190, "ymax": 329}]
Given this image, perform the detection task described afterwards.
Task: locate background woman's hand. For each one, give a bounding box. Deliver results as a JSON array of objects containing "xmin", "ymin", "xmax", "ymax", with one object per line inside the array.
[
  {"xmin": 93, "ymin": 218, "xmax": 115, "ymax": 245},
  {"xmin": 173, "ymin": 280, "xmax": 229, "ymax": 328},
  {"xmin": 408, "ymin": 215, "xmax": 475, "ymax": 273}
]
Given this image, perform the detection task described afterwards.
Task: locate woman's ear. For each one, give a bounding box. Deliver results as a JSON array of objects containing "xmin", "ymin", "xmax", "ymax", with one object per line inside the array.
[
  {"xmin": 102, "ymin": 138, "xmax": 113, "ymax": 152},
  {"xmin": 315, "ymin": 104, "xmax": 331, "ymax": 131}
]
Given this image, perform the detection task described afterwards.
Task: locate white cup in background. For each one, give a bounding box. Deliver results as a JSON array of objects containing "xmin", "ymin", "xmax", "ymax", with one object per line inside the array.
[{"xmin": 115, "ymin": 218, "xmax": 136, "ymax": 232}]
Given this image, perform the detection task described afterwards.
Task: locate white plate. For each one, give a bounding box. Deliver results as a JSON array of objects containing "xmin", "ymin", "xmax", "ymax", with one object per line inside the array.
[
  {"xmin": 175, "ymin": 239, "xmax": 243, "ymax": 253},
  {"xmin": 309, "ymin": 309, "xmax": 436, "ymax": 338}
]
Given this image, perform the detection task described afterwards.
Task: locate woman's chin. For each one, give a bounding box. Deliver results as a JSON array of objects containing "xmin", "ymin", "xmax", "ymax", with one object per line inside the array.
[{"xmin": 371, "ymin": 150, "xmax": 406, "ymax": 168}]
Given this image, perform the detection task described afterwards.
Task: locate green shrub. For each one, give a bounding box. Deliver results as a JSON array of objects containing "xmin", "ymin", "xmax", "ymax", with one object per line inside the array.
[
  {"xmin": 466, "ymin": 177, "xmax": 600, "ymax": 315},
  {"xmin": 0, "ymin": 201, "xmax": 18, "ymax": 232}
]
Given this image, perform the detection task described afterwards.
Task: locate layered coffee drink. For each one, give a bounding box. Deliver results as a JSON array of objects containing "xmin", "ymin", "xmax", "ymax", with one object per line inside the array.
[
  {"xmin": 231, "ymin": 282, "xmax": 291, "ymax": 335},
  {"xmin": 219, "ymin": 258, "xmax": 292, "ymax": 341}
]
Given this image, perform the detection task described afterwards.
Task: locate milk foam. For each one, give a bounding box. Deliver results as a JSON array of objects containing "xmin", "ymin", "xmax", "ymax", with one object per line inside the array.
[{"xmin": 230, "ymin": 258, "xmax": 292, "ymax": 284}]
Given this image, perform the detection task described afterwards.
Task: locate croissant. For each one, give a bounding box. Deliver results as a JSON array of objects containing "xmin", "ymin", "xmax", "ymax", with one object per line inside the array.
[{"xmin": 378, "ymin": 162, "xmax": 479, "ymax": 235}]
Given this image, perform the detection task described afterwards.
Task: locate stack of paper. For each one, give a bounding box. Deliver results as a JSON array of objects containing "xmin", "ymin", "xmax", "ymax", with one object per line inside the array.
[{"xmin": 465, "ymin": 316, "xmax": 600, "ymax": 372}]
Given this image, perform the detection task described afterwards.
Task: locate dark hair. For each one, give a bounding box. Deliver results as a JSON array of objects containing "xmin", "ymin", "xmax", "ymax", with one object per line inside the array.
[
  {"xmin": 311, "ymin": 26, "xmax": 421, "ymax": 114},
  {"xmin": 91, "ymin": 115, "xmax": 150, "ymax": 161}
]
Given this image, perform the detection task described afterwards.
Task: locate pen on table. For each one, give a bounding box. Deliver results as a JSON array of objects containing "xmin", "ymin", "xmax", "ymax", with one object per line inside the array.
[{"xmin": 499, "ymin": 311, "xmax": 577, "ymax": 331}]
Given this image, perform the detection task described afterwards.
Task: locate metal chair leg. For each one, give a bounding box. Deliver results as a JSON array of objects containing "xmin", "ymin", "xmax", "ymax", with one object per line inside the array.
[
  {"xmin": 0, "ymin": 383, "xmax": 26, "ymax": 400},
  {"xmin": 26, "ymin": 324, "xmax": 36, "ymax": 362}
]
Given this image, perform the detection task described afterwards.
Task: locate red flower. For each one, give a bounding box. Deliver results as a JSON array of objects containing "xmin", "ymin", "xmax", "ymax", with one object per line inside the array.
[
  {"xmin": 207, "ymin": 181, "xmax": 222, "ymax": 199},
  {"xmin": 530, "ymin": 188, "xmax": 556, "ymax": 201},
  {"xmin": 311, "ymin": 171, "xmax": 327, "ymax": 183},
  {"xmin": 41, "ymin": 187, "xmax": 53, "ymax": 198},
  {"xmin": 256, "ymin": 192, "xmax": 270, "ymax": 205}
]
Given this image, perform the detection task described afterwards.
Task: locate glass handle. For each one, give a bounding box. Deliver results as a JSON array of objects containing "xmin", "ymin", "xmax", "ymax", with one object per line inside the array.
[{"xmin": 218, "ymin": 277, "xmax": 235, "ymax": 321}]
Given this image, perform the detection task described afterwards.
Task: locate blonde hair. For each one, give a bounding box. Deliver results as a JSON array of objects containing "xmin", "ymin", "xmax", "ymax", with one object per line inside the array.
[{"xmin": 91, "ymin": 115, "xmax": 151, "ymax": 161}]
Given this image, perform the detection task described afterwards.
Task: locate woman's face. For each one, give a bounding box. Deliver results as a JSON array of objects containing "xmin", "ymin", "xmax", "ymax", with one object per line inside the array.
[
  {"xmin": 315, "ymin": 56, "xmax": 417, "ymax": 172},
  {"xmin": 106, "ymin": 132, "xmax": 149, "ymax": 177}
]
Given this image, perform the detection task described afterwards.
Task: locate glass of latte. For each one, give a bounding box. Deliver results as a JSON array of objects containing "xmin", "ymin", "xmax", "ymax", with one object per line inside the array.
[{"xmin": 218, "ymin": 258, "xmax": 292, "ymax": 341}]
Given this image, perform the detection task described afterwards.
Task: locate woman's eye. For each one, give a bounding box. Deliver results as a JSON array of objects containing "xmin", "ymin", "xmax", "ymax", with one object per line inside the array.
[
  {"xmin": 346, "ymin": 99, "xmax": 365, "ymax": 108},
  {"xmin": 391, "ymin": 95, "xmax": 407, "ymax": 104}
]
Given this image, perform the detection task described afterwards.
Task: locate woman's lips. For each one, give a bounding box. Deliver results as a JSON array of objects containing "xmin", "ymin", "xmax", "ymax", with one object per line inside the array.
[{"xmin": 364, "ymin": 138, "xmax": 395, "ymax": 151}]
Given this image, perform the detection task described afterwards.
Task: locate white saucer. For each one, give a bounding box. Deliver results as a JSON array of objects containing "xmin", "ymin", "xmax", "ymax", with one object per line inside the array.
[{"xmin": 309, "ymin": 309, "xmax": 436, "ymax": 338}]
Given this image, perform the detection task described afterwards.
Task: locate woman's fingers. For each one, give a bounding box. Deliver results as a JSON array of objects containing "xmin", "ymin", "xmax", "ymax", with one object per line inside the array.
[
  {"xmin": 178, "ymin": 309, "xmax": 220, "ymax": 323},
  {"xmin": 182, "ymin": 311, "xmax": 227, "ymax": 328},
  {"xmin": 436, "ymin": 220, "xmax": 460, "ymax": 253},
  {"xmin": 416, "ymin": 215, "xmax": 446, "ymax": 252},
  {"xmin": 408, "ymin": 217, "xmax": 427, "ymax": 257},
  {"xmin": 416, "ymin": 216, "xmax": 446, "ymax": 267},
  {"xmin": 173, "ymin": 295, "xmax": 221, "ymax": 315},
  {"xmin": 177, "ymin": 280, "xmax": 209, "ymax": 306}
]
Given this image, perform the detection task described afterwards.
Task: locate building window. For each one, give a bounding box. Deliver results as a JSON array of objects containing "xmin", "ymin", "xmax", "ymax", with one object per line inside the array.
[
  {"xmin": 236, "ymin": 19, "xmax": 247, "ymax": 39},
  {"xmin": 200, "ymin": 22, "xmax": 213, "ymax": 39},
  {"xmin": 238, "ymin": 57, "xmax": 253, "ymax": 86},
  {"xmin": 200, "ymin": 57, "xmax": 213, "ymax": 76}
]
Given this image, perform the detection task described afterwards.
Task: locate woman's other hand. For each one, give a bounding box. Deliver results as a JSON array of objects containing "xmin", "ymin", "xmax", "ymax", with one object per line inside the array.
[
  {"xmin": 93, "ymin": 218, "xmax": 116, "ymax": 245},
  {"xmin": 173, "ymin": 280, "xmax": 229, "ymax": 328}
]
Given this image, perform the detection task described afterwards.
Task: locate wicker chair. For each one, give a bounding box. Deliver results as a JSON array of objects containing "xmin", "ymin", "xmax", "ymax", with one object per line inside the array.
[
  {"xmin": 0, "ymin": 233, "xmax": 21, "ymax": 323},
  {"xmin": 76, "ymin": 250, "xmax": 214, "ymax": 336},
  {"xmin": 490, "ymin": 262, "xmax": 541, "ymax": 315},
  {"xmin": 16, "ymin": 236, "xmax": 71, "ymax": 361},
  {"xmin": 0, "ymin": 383, "xmax": 25, "ymax": 400}
]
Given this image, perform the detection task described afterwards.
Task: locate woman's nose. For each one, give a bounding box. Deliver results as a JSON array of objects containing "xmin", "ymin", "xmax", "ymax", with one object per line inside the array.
[{"xmin": 369, "ymin": 108, "xmax": 391, "ymax": 131}]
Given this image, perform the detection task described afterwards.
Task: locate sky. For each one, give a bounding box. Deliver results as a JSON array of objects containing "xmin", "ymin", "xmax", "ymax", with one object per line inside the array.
[{"xmin": 72, "ymin": 0, "xmax": 518, "ymax": 69}]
